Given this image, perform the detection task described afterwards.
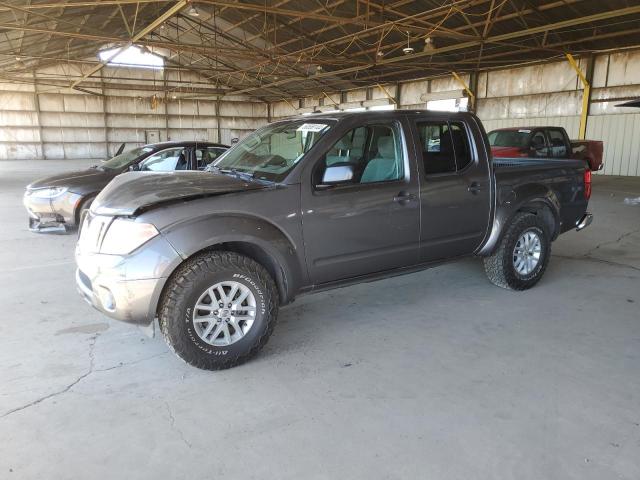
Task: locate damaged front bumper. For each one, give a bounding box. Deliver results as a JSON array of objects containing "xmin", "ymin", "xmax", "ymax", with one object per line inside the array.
[
  {"xmin": 23, "ymin": 190, "xmax": 83, "ymax": 232},
  {"xmin": 75, "ymin": 232, "xmax": 182, "ymax": 325}
]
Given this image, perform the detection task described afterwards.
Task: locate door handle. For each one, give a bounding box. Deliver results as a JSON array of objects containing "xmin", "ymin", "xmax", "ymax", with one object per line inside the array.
[
  {"xmin": 467, "ymin": 182, "xmax": 482, "ymax": 194},
  {"xmin": 393, "ymin": 191, "xmax": 416, "ymax": 205}
]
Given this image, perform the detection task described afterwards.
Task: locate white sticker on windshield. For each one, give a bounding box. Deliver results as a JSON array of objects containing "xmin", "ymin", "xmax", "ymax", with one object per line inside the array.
[
  {"xmin": 518, "ymin": 129, "xmax": 531, "ymax": 133},
  {"xmin": 297, "ymin": 123, "xmax": 328, "ymax": 132}
]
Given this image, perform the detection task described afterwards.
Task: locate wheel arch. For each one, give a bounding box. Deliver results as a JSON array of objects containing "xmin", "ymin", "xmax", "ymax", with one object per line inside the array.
[
  {"xmin": 154, "ymin": 214, "xmax": 305, "ymax": 314},
  {"xmin": 478, "ymin": 186, "xmax": 560, "ymax": 256}
]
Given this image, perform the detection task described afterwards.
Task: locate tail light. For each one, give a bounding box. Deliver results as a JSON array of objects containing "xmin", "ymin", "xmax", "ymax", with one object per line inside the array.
[{"xmin": 584, "ymin": 169, "xmax": 592, "ymax": 200}]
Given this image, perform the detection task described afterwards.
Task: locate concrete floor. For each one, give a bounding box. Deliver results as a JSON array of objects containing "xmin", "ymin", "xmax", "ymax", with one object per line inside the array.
[{"xmin": 0, "ymin": 160, "xmax": 639, "ymax": 480}]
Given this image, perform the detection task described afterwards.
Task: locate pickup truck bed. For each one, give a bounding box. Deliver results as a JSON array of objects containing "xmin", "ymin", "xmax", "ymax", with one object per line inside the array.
[{"xmin": 488, "ymin": 126, "xmax": 603, "ymax": 171}]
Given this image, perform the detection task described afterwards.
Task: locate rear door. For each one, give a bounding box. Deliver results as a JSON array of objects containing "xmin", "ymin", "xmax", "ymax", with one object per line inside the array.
[
  {"xmin": 301, "ymin": 117, "xmax": 421, "ymax": 284},
  {"xmin": 410, "ymin": 116, "xmax": 492, "ymax": 261}
]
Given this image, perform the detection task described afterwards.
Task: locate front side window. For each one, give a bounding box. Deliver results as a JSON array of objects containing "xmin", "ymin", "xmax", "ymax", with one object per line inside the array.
[
  {"xmin": 315, "ymin": 123, "xmax": 405, "ymax": 186},
  {"xmin": 417, "ymin": 121, "xmax": 472, "ymax": 175},
  {"xmin": 138, "ymin": 147, "xmax": 188, "ymax": 171},
  {"xmin": 211, "ymin": 120, "xmax": 333, "ymax": 182}
]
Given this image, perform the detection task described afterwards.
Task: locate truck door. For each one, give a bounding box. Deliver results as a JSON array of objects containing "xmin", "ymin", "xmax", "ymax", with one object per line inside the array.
[
  {"xmin": 410, "ymin": 117, "xmax": 492, "ymax": 262},
  {"xmin": 300, "ymin": 118, "xmax": 421, "ymax": 285}
]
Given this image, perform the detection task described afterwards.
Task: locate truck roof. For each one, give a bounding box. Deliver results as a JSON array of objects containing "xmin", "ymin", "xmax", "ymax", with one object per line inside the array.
[
  {"xmin": 283, "ymin": 109, "xmax": 479, "ymax": 122},
  {"xmin": 489, "ymin": 126, "xmax": 563, "ymax": 132}
]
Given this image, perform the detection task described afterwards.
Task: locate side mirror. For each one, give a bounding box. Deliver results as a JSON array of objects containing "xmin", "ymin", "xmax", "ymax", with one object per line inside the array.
[
  {"xmin": 129, "ymin": 163, "xmax": 140, "ymax": 172},
  {"xmin": 317, "ymin": 164, "xmax": 354, "ymax": 188}
]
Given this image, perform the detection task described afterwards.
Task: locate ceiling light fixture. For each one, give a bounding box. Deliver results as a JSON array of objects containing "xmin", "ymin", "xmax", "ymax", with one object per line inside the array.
[
  {"xmin": 402, "ymin": 31, "xmax": 414, "ymax": 55},
  {"xmin": 187, "ymin": 4, "xmax": 199, "ymax": 16}
]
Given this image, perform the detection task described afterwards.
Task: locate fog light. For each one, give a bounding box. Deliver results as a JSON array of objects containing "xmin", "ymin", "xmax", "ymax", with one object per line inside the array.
[{"xmin": 96, "ymin": 286, "xmax": 116, "ymax": 312}]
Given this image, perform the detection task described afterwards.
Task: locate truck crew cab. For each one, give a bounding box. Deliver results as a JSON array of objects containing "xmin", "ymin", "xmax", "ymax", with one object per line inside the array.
[{"xmin": 75, "ymin": 111, "xmax": 593, "ymax": 370}]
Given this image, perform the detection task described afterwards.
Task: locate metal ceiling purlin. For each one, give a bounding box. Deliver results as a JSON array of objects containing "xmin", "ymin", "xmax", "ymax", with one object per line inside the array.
[
  {"xmin": 0, "ymin": 1, "xmax": 640, "ymax": 100},
  {"xmin": 227, "ymin": 4, "xmax": 640, "ymax": 97}
]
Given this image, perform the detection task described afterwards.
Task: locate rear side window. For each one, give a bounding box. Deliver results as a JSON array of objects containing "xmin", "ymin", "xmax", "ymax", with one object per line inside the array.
[
  {"xmin": 450, "ymin": 122, "xmax": 471, "ymax": 170},
  {"xmin": 416, "ymin": 121, "xmax": 472, "ymax": 175}
]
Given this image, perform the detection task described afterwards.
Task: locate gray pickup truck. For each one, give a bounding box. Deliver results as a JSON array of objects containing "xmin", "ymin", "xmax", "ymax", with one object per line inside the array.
[{"xmin": 75, "ymin": 111, "xmax": 592, "ymax": 370}]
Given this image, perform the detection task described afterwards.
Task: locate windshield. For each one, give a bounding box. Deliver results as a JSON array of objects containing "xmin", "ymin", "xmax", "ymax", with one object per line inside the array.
[
  {"xmin": 101, "ymin": 146, "xmax": 155, "ymax": 170},
  {"xmin": 210, "ymin": 120, "xmax": 334, "ymax": 182},
  {"xmin": 488, "ymin": 130, "xmax": 531, "ymax": 148}
]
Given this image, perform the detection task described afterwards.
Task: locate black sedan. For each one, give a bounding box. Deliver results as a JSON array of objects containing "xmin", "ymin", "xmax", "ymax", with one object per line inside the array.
[{"xmin": 24, "ymin": 141, "xmax": 229, "ymax": 232}]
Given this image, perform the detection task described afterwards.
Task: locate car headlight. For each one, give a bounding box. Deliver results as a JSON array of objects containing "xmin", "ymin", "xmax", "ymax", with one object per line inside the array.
[
  {"xmin": 99, "ymin": 218, "xmax": 159, "ymax": 255},
  {"xmin": 29, "ymin": 187, "xmax": 68, "ymax": 199}
]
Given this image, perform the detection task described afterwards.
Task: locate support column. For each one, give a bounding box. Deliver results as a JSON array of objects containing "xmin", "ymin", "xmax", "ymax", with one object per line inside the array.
[
  {"xmin": 163, "ymin": 72, "xmax": 169, "ymax": 141},
  {"xmin": 100, "ymin": 70, "xmax": 109, "ymax": 156},
  {"xmin": 32, "ymin": 72, "xmax": 45, "ymax": 159},
  {"xmin": 566, "ymin": 53, "xmax": 593, "ymax": 139},
  {"xmin": 451, "ymin": 71, "xmax": 476, "ymax": 112},
  {"xmin": 215, "ymin": 96, "xmax": 222, "ymax": 144}
]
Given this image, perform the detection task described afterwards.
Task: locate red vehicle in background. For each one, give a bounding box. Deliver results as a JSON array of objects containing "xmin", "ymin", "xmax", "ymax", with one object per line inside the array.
[{"xmin": 488, "ymin": 126, "xmax": 603, "ymax": 171}]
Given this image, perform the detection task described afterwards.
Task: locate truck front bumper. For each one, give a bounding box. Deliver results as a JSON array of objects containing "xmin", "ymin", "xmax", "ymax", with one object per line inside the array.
[
  {"xmin": 23, "ymin": 190, "xmax": 82, "ymax": 232},
  {"xmin": 75, "ymin": 234, "xmax": 182, "ymax": 325},
  {"xmin": 576, "ymin": 212, "xmax": 593, "ymax": 231}
]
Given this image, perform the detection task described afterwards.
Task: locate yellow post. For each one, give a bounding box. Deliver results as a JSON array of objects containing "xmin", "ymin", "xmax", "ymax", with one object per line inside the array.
[
  {"xmin": 376, "ymin": 83, "xmax": 397, "ymax": 104},
  {"xmin": 451, "ymin": 71, "xmax": 475, "ymax": 111},
  {"xmin": 566, "ymin": 53, "xmax": 590, "ymax": 140}
]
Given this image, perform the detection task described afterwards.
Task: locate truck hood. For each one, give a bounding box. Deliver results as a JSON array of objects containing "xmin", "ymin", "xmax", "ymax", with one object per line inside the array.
[
  {"xmin": 27, "ymin": 168, "xmax": 117, "ymax": 192},
  {"xmin": 92, "ymin": 171, "xmax": 266, "ymax": 216}
]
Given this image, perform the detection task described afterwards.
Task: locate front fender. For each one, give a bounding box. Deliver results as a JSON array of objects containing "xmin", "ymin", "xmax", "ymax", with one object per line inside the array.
[
  {"xmin": 161, "ymin": 214, "xmax": 305, "ymax": 303},
  {"xmin": 477, "ymin": 183, "xmax": 560, "ymax": 256}
]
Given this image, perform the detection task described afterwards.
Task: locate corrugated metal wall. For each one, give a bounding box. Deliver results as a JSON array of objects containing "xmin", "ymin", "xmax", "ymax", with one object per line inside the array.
[
  {"xmin": 2, "ymin": 50, "xmax": 640, "ymax": 175},
  {"xmin": 0, "ymin": 65, "xmax": 269, "ymax": 160},
  {"xmin": 587, "ymin": 113, "xmax": 640, "ymax": 176},
  {"xmin": 269, "ymin": 50, "xmax": 640, "ymax": 177}
]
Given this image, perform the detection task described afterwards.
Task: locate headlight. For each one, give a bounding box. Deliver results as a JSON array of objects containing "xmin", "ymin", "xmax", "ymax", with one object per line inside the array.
[
  {"xmin": 99, "ymin": 218, "xmax": 159, "ymax": 255},
  {"xmin": 29, "ymin": 187, "xmax": 68, "ymax": 199}
]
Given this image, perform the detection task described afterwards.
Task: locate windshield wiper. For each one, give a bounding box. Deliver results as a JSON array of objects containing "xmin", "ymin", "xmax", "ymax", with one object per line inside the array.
[
  {"xmin": 213, "ymin": 167, "xmax": 254, "ymax": 179},
  {"xmin": 209, "ymin": 166, "xmax": 275, "ymax": 184}
]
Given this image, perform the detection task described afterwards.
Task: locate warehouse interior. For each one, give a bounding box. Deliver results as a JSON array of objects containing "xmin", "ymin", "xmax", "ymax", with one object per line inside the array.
[{"xmin": 1, "ymin": 1, "xmax": 639, "ymax": 479}]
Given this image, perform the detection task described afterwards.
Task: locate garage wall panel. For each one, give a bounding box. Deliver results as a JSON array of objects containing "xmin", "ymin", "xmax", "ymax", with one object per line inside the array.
[{"xmin": 587, "ymin": 114, "xmax": 640, "ymax": 176}]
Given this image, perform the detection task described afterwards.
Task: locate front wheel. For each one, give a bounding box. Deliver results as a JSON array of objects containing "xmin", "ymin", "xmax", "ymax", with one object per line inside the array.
[
  {"xmin": 159, "ymin": 251, "xmax": 278, "ymax": 370},
  {"xmin": 483, "ymin": 212, "xmax": 551, "ymax": 290}
]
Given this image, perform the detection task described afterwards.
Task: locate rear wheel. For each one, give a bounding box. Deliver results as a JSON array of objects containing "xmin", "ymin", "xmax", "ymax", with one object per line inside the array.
[
  {"xmin": 483, "ymin": 212, "xmax": 551, "ymax": 290},
  {"xmin": 159, "ymin": 251, "xmax": 278, "ymax": 370}
]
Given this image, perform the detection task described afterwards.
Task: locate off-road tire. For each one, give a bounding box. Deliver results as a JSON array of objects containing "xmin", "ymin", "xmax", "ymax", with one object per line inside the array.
[
  {"xmin": 483, "ymin": 212, "xmax": 551, "ymax": 290},
  {"xmin": 159, "ymin": 251, "xmax": 278, "ymax": 370}
]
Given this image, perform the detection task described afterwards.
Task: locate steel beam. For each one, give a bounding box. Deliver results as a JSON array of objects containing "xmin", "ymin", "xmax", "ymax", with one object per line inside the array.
[{"xmin": 566, "ymin": 52, "xmax": 592, "ymax": 140}]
